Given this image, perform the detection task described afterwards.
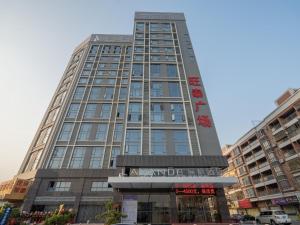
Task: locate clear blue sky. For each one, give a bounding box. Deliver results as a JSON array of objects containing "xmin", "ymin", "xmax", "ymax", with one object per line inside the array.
[{"xmin": 0, "ymin": 0, "xmax": 299, "ymax": 180}]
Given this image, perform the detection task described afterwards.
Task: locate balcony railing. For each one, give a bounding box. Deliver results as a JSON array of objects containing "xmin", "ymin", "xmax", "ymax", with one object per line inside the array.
[
  {"xmin": 271, "ymin": 123, "xmax": 282, "ymax": 133},
  {"xmin": 281, "ymin": 112, "xmax": 298, "ymax": 125},
  {"xmin": 253, "ymin": 175, "xmax": 274, "ymax": 184},
  {"xmin": 288, "ymin": 128, "xmax": 300, "ymax": 139},
  {"xmin": 242, "ymin": 139, "xmax": 260, "ymax": 153},
  {"xmin": 249, "ymin": 166, "xmax": 258, "ymax": 173},
  {"xmin": 283, "ymin": 150, "xmax": 297, "ymax": 158},
  {"xmin": 258, "ymin": 162, "xmax": 269, "ymax": 168}
]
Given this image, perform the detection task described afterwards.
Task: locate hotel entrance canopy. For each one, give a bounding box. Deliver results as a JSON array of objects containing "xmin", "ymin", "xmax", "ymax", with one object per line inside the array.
[{"xmin": 108, "ymin": 176, "xmax": 237, "ymax": 189}]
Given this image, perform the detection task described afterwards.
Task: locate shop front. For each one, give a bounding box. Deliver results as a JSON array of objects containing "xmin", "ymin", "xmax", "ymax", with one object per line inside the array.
[{"xmin": 109, "ymin": 170, "xmax": 237, "ymax": 223}]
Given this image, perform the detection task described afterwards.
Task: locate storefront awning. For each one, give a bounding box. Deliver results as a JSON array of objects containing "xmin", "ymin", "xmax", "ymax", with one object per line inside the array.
[{"xmin": 108, "ymin": 176, "xmax": 237, "ymax": 189}]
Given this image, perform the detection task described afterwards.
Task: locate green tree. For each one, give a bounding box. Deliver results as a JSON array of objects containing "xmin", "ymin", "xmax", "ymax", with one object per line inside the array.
[{"xmin": 96, "ymin": 200, "xmax": 126, "ymax": 225}]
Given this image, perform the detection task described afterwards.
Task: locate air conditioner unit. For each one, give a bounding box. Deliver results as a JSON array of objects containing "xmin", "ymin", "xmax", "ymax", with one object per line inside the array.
[
  {"xmin": 125, "ymin": 145, "xmax": 129, "ymax": 153},
  {"xmin": 171, "ymin": 104, "xmax": 174, "ymax": 110}
]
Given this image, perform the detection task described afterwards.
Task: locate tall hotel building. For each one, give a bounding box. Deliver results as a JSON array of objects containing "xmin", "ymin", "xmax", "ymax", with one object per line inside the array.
[{"xmin": 2, "ymin": 12, "xmax": 236, "ymax": 223}]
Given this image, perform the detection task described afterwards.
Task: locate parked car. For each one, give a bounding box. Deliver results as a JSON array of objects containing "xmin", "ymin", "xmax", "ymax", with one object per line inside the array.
[
  {"xmin": 231, "ymin": 214, "xmax": 244, "ymax": 222},
  {"xmin": 256, "ymin": 210, "xmax": 291, "ymax": 225},
  {"xmin": 240, "ymin": 215, "xmax": 256, "ymax": 224}
]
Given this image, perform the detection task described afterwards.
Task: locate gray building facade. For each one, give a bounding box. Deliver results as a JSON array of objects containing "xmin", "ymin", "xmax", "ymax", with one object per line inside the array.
[{"xmin": 17, "ymin": 12, "xmax": 236, "ymax": 223}]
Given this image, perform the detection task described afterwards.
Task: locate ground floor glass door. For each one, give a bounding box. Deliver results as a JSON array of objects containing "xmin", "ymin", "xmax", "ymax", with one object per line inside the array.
[{"xmin": 176, "ymin": 195, "xmax": 217, "ymax": 223}]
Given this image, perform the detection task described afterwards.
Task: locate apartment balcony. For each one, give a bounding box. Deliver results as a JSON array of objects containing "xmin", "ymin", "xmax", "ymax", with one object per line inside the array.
[
  {"xmin": 256, "ymin": 188, "xmax": 280, "ymax": 197},
  {"xmin": 242, "ymin": 139, "xmax": 261, "ymax": 155},
  {"xmin": 278, "ymin": 129, "xmax": 300, "ymax": 149},
  {"xmin": 283, "ymin": 149, "xmax": 297, "ymax": 158},
  {"xmin": 249, "ymin": 163, "xmax": 271, "ymax": 176},
  {"xmin": 281, "ymin": 112, "xmax": 298, "ymax": 126},
  {"xmin": 271, "ymin": 124, "xmax": 283, "ymax": 135},
  {"xmin": 245, "ymin": 151, "xmax": 266, "ymax": 165},
  {"xmin": 253, "ymin": 175, "xmax": 276, "ymax": 188}
]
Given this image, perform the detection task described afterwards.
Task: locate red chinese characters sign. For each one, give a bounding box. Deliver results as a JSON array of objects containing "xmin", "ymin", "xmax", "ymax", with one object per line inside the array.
[
  {"xmin": 175, "ymin": 184, "xmax": 216, "ymax": 195},
  {"xmin": 188, "ymin": 76, "xmax": 211, "ymax": 128}
]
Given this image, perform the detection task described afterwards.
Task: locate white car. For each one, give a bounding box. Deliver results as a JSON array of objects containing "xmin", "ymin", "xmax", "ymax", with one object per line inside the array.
[{"xmin": 256, "ymin": 210, "xmax": 291, "ymax": 225}]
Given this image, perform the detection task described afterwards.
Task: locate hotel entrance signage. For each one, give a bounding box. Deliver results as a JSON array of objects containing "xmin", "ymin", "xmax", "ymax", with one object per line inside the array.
[{"xmin": 125, "ymin": 167, "xmax": 222, "ymax": 177}]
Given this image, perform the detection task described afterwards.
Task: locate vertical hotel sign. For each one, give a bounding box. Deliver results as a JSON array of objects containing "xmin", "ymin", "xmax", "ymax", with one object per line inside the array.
[{"xmin": 188, "ymin": 76, "xmax": 211, "ymax": 128}]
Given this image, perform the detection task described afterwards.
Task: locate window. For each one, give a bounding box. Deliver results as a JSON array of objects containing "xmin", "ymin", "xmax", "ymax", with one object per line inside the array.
[
  {"xmin": 238, "ymin": 166, "xmax": 246, "ymax": 176},
  {"xmin": 79, "ymin": 77, "xmax": 88, "ymax": 84},
  {"xmin": 58, "ymin": 123, "xmax": 73, "ymax": 141},
  {"xmin": 126, "ymin": 46, "xmax": 132, "ymax": 54},
  {"xmin": 245, "ymin": 188, "xmax": 255, "ymax": 198},
  {"xmin": 84, "ymin": 104, "xmax": 97, "ymax": 118},
  {"xmin": 91, "ymin": 182, "xmax": 112, "ymax": 192},
  {"xmin": 132, "ymin": 64, "xmax": 143, "ymax": 77},
  {"xmin": 278, "ymin": 180, "xmax": 290, "ymax": 190},
  {"xmin": 241, "ymin": 176, "xmax": 251, "ymax": 186},
  {"xmin": 130, "ymin": 82, "xmax": 142, "ymax": 98},
  {"xmin": 171, "ymin": 103, "xmax": 185, "ymax": 122},
  {"xmin": 114, "ymin": 124, "xmax": 123, "ymax": 142},
  {"xmin": 262, "ymin": 140, "xmax": 271, "ymax": 149},
  {"xmin": 151, "ymin": 103, "xmax": 164, "ymax": 122},
  {"xmin": 48, "ymin": 147, "xmax": 66, "ymax": 169},
  {"xmin": 110, "ymin": 64, "xmax": 119, "ymax": 69},
  {"xmin": 173, "ymin": 130, "xmax": 190, "ymax": 155},
  {"xmin": 151, "ymin": 82, "xmax": 163, "ymax": 97},
  {"xmin": 89, "ymin": 147, "xmax": 104, "ymax": 168},
  {"xmin": 84, "ymin": 63, "xmax": 93, "ymax": 69},
  {"xmin": 268, "ymin": 152, "xmax": 277, "ymax": 162},
  {"xmin": 81, "ymin": 70, "xmax": 90, "ymax": 76},
  {"xmin": 67, "ymin": 104, "xmax": 80, "ymax": 118},
  {"xmin": 48, "ymin": 181, "xmax": 71, "ymax": 192},
  {"xmin": 73, "ymin": 87, "xmax": 85, "ymax": 100},
  {"xmin": 96, "ymin": 70, "xmax": 104, "ymax": 76},
  {"xmin": 135, "ymin": 33, "xmax": 144, "ymax": 39},
  {"xmin": 114, "ymin": 46, "xmax": 121, "ymax": 54},
  {"xmin": 89, "ymin": 87, "xmax": 101, "ymax": 100},
  {"xmin": 100, "ymin": 104, "xmax": 112, "ymax": 119},
  {"xmin": 273, "ymin": 165, "xmax": 284, "ymax": 176},
  {"xmin": 69, "ymin": 147, "xmax": 85, "ymax": 168},
  {"xmin": 168, "ymin": 82, "xmax": 181, "ymax": 97},
  {"xmin": 121, "ymin": 79, "xmax": 128, "ymax": 85},
  {"xmin": 104, "ymin": 87, "xmax": 114, "ymax": 100},
  {"xmin": 117, "ymin": 104, "xmax": 125, "ymax": 119},
  {"xmin": 133, "ymin": 54, "xmax": 143, "ymax": 61},
  {"xmin": 119, "ymin": 88, "xmax": 128, "ymax": 100},
  {"xmin": 151, "ymin": 130, "xmax": 166, "ymax": 155},
  {"xmin": 136, "ymin": 22, "xmax": 144, "ymax": 31},
  {"xmin": 150, "ymin": 64, "xmax": 160, "ymax": 77},
  {"xmin": 90, "ymin": 45, "xmax": 98, "ymax": 54},
  {"xmin": 122, "ymin": 71, "xmax": 129, "ymax": 77},
  {"xmin": 134, "ymin": 47, "xmax": 144, "ymax": 53},
  {"xmin": 167, "ymin": 64, "xmax": 177, "ymax": 77},
  {"xmin": 128, "ymin": 103, "xmax": 142, "ymax": 122},
  {"xmin": 95, "ymin": 124, "xmax": 108, "ymax": 141},
  {"xmin": 125, "ymin": 130, "xmax": 141, "ymax": 155},
  {"xmin": 110, "ymin": 147, "xmax": 120, "ymax": 168},
  {"xmin": 78, "ymin": 123, "xmax": 92, "ymax": 140}
]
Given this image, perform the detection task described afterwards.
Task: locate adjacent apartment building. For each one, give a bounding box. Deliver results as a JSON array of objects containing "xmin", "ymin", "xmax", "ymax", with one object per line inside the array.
[
  {"xmin": 222, "ymin": 89, "xmax": 300, "ymax": 218},
  {"xmin": 0, "ymin": 12, "xmax": 236, "ymax": 223}
]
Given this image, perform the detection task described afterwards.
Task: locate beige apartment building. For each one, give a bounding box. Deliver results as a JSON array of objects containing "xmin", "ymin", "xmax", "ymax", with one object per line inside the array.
[{"xmin": 223, "ymin": 88, "xmax": 300, "ymax": 219}]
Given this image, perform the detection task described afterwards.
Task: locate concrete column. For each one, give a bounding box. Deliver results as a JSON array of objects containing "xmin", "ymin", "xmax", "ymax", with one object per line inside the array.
[
  {"xmin": 216, "ymin": 188, "xmax": 230, "ymax": 222},
  {"xmin": 170, "ymin": 191, "xmax": 178, "ymax": 223},
  {"xmin": 22, "ymin": 178, "xmax": 42, "ymax": 212}
]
